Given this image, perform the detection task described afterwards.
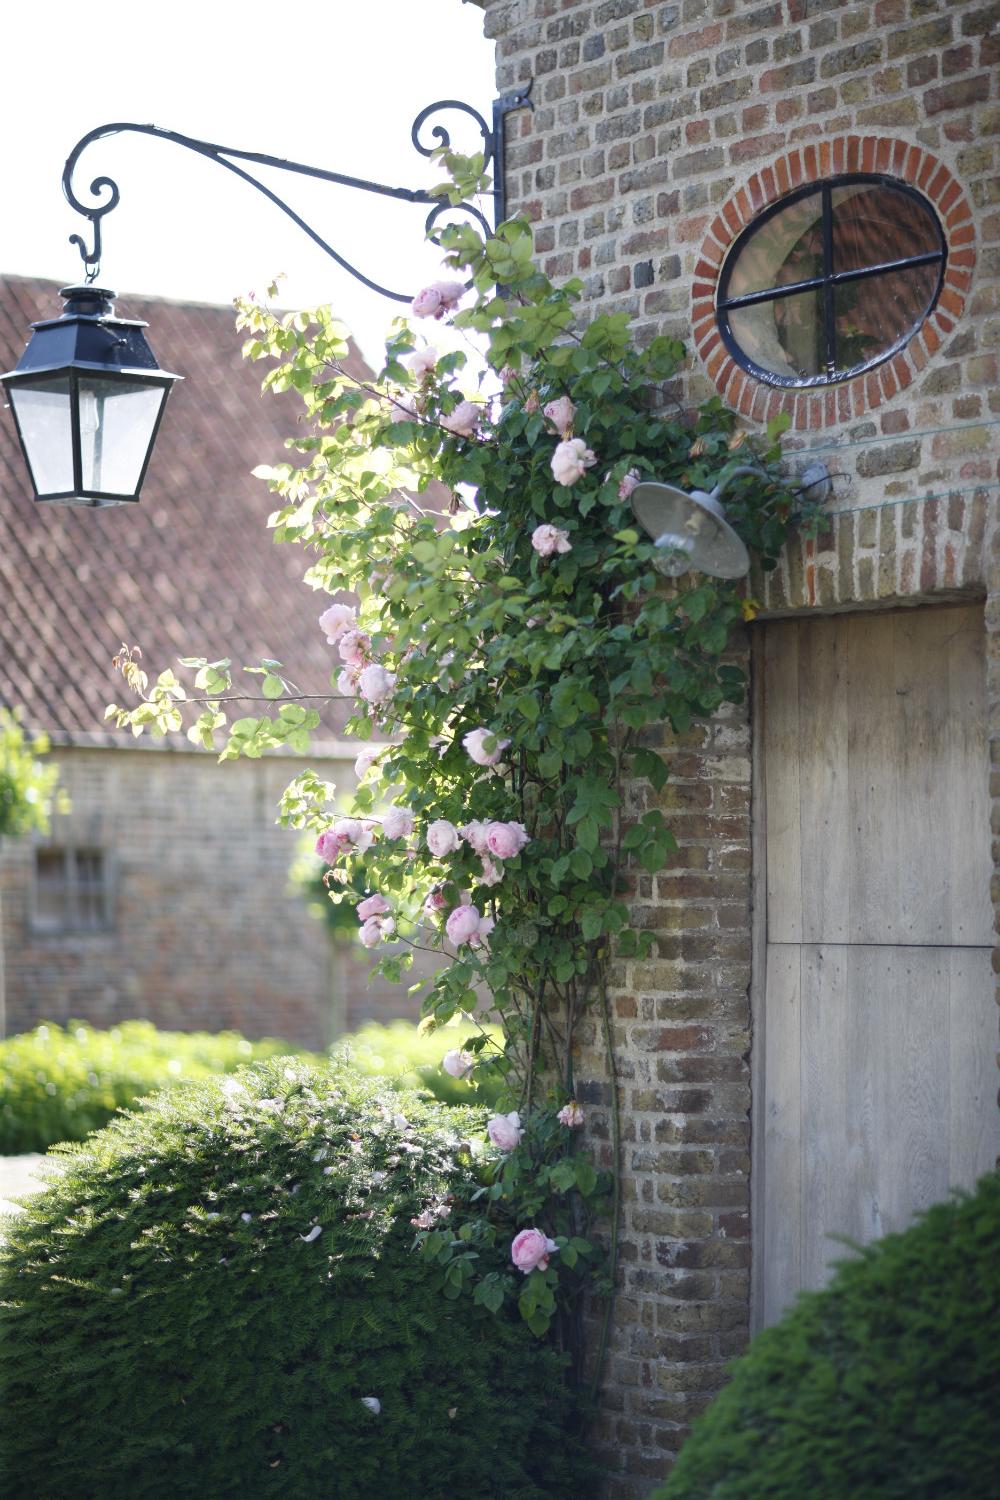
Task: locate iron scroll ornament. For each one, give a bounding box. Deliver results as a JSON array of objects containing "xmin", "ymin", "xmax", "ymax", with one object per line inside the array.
[{"xmin": 61, "ymin": 86, "xmax": 533, "ymax": 305}]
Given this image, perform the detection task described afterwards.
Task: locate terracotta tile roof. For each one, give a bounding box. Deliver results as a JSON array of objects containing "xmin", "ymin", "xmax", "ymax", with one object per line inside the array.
[{"xmin": 0, "ymin": 275, "xmax": 366, "ymax": 746}]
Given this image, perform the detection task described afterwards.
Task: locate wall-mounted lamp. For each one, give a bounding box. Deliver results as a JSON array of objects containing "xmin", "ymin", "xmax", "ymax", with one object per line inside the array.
[
  {"xmin": 630, "ymin": 462, "xmax": 832, "ymax": 580},
  {"xmin": 1, "ymin": 89, "xmax": 532, "ymax": 508}
]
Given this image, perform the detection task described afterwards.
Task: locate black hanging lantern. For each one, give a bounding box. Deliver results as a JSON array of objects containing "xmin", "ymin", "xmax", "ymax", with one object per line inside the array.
[{"xmin": 0, "ymin": 286, "xmax": 181, "ymax": 507}]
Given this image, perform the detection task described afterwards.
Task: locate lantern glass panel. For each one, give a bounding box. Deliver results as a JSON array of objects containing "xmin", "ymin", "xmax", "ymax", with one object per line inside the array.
[
  {"xmin": 8, "ymin": 378, "xmax": 74, "ymax": 496},
  {"xmin": 78, "ymin": 378, "xmax": 167, "ymax": 496}
]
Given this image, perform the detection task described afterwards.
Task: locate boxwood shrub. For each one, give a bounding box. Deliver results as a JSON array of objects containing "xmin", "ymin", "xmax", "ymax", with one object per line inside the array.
[
  {"xmin": 0, "ymin": 1059, "xmax": 590, "ymax": 1500},
  {"xmin": 653, "ymin": 1171, "xmax": 1000, "ymax": 1500}
]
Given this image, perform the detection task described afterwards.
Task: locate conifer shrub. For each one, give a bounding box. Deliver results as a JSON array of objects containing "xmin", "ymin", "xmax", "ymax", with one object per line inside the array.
[
  {"xmin": 0, "ymin": 1059, "xmax": 589, "ymax": 1500},
  {"xmin": 652, "ymin": 1172, "xmax": 1000, "ymax": 1500}
]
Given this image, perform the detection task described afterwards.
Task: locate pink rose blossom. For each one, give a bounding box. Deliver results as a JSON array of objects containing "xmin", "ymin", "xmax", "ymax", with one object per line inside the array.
[
  {"xmin": 446, "ymin": 902, "xmax": 482, "ymax": 947},
  {"xmin": 434, "ymin": 280, "xmax": 465, "ymax": 314},
  {"xmin": 337, "ymin": 667, "xmax": 360, "ymax": 698},
  {"xmin": 354, "ymin": 746, "xmax": 381, "ymax": 779},
  {"xmin": 319, "ymin": 603, "xmax": 357, "ymax": 644},
  {"xmin": 543, "ymin": 395, "xmax": 576, "ymax": 439},
  {"xmin": 477, "ymin": 914, "xmax": 495, "ymax": 944},
  {"xmin": 442, "ymin": 1048, "xmax": 475, "ymax": 1079},
  {"xmin": 486, "ymin": 820, "xmax": 531, "ymax": 860},
  {"xmin": 316, "ymin": 818, "xmax": 373, "ymax": 864},
  {"xmin": 424, "ymin": 885, "xmax": 450, "ymax": 916},
  {"xmin": 479, "ymin": 854, "xmax": 504, "ymax": 887},
  {"xmin": 405, "ymin": 346, "xmax": 438, "ymax": 376},
  {"xmin": 381, "ymin": 807, "xmax": 414, "ymax": 840},
  {"xmin": 356, "ymin": 893, "xmax": 391, "ymax": 922},
  {"xmin": 531, "ymin": 524, "xmax": 572, "ymax": 558},
  {"xmin": 427, "ymin": 819, "xmax": 461, "ymax": 857},
  {"xmin": 462, "ymin": 727, "xmax": 511, "ymax": 766},
  {"xmin": 411, "ymin": 281, "xmax": 464, "ymax": 319},
  {"xmin": 487, "ymin": 1111, "xmax": 523, "ymax": 1152},
  {"xmin": 441, "ymin": 401, "xmax": 481, "ymax": 438},
  {"xmin": 358, "ymin": 664, "xmax": 397, "ymax": 704},
  {"xmin": 618, "ymin": 468, "xmax": 641, "ymax": 501},
  {"xmin": 523, "ymin": 392, "xmax": 540, "ymax": 415},
  {"xmin": 551, "ymin": 438, "xmax": 596, "ymax": 487},
  {"xmin": 314, "ymin": 829, "xmax": 341, "ymax": 865},
  {"xmin": 359, "ymin": 916, "xmax": 388, "ymax": 948},
  {"xmin": 338, "ymin": 629, "xmax": 371, "ymax": 667},
  {"xmin": 499, "ymin": 365, "xmax": 518, "ymax": 386},
  {"xmin": 557, "ymin": 1101, "xmax": 585, "ymax": 1128},
  {"xmin": 459, "ymin": 820, "xmax": 491, "ymax": 854},
  {"xmin": 511, "ymin": 1227, "xmax": 558, "ymax": 1274}
]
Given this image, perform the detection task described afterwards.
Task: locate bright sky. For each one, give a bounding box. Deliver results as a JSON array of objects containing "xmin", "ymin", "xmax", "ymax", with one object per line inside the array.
[{"xmin": 2, "ymin": 0, "xmax": 497, "ymax": 367}]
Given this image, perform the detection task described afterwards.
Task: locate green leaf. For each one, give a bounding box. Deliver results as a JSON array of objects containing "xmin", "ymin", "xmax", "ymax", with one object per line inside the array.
[{"xmin": 262, "ymin": 675, "xmax": 284, "ymax": 699}]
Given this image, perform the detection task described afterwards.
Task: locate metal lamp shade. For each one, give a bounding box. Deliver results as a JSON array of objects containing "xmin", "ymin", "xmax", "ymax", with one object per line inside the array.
[
  {"xmin": 1, "ymin": 286, "xmax": 181, "ymax": 507},
  {"xmin": 630, "ymin": 480, "xmax": 750, "ymax": 580}
]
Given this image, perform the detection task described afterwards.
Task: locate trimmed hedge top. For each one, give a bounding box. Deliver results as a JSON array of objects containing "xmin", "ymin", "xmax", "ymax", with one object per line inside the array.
[
  {"xmin": 0, "ymin": 1059, "xmax": 590, "ymax": 1500},
  {"xmin": 654, "ymin": 1171, "xmax": 1000, "ymax": 1500}
]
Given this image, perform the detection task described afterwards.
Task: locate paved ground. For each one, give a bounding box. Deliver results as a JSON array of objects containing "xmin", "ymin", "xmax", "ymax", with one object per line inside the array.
[{"xmin": 0, "ymin": 1154, "xmax": 59, "ymax": 1218}]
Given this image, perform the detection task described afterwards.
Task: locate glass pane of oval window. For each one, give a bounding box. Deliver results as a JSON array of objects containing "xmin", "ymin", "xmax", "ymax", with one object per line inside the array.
[
  {"xmin": 832, "ymin": 182, "xmax": 941, "ymax": 275},
  {"xmin": 728, "ymin": 289, "xmax": 825, "ymax": 381},
  {"xmin": 834, "ymin": 261, "xmax": 941, "ymax": 373},
  {"xmin": 726, "ymin": 189, "xmax": 825, "ymax": 299}
]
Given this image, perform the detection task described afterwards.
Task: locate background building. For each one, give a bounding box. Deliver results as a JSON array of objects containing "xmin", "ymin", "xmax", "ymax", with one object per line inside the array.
[
  {"xmin": 477, "ymin": 1, "xmax": 1000, "ymax": 1492},
  {"xmin": 0, "ymin": 275, "xmax": 412, "ymax": 1046}
]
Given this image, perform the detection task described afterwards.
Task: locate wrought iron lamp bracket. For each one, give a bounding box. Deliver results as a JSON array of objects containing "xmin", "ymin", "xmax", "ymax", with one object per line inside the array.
[{"xmin": 62, "ymin": 83, "xmax": 534, "ymax": 305}]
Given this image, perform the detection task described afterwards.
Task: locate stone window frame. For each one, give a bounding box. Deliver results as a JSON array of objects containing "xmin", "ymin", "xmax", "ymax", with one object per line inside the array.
[
  {"xmin": 30, "ymin": 844, "xmax": 116, "ymax": 936},
  {"xmin": 692, "ymin": 137, "xmax": 976, "ymax": 431}
]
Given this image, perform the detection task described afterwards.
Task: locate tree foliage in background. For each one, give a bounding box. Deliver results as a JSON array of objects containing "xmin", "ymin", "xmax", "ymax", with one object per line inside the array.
[{"xmin": 0, "ymin": 710, "xmax": 63, "ymax": 838}]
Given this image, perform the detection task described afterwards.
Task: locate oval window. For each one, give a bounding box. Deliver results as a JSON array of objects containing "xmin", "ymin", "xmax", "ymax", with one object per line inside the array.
[{"xmin": 716, "ymin": 176, "xmax": 946, "ymax": 388}]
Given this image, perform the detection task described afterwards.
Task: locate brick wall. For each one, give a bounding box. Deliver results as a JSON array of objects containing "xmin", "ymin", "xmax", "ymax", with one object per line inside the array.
[
  {"xmin": 0, "ymin": 745, "xmax": 422, "ymax": 1049},
  {"xmin": 479, "ymin": 1, "xmax": 1000, "ymax": 1494}
]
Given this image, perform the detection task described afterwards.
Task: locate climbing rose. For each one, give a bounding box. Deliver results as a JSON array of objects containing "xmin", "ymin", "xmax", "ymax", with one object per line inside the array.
[
  {"xmin": 315, "ymin": 818, "xmax": 373, "ymax": 864},
  {"xmin": 463, "ymin": 727, "xmax": 510, "ymax": 766},
  {"xmin": 523, "ymin": 392, "xmax": 539, "ymax": 414},
  {"xmin": 531, "ymin": 524, "xmax": 572, "ymax": 557},
  {"xmin": 356, "ymin": 893, "xmax": 391, "ymax": 921},
  {"xmin": 479, "ymin": 854, "xmax": 504, "ymax": 887},
  {"xmin": 427, "ymin": 819, "xmax": 461, "ymax": 856},
  {"xmin": 486, "ymin": 821, "xmax": 531, "ymax": 860},
  {"xmin": 424, "ymin": 886, "xmax": 449, "ymax": 916},
  {"xmin": 405, "ymin": 346, "xmax": 438, "ymax": 376},
  {"xmin": 411, "ymin": 280, "xmax": 464, "ymax": 319},
  {"xmin": 314, "ymin": 829, "xmax": 340, "ymax": 865},
  {"xmin": 381, "ymin": 807, "xmax": 414, "ymax": 840},
  {"xmin": 441, "ymin": 400, "xmax": 480, "ymax": 438},
  {"xmin": 487, "ymin": 1111, "xmax": 523, "ymax": 1152},
  {"xmin": 557, "ymin": 1101, "xmax": 585, "ymax": 1128},
  {"xmin": 442, "ymin": 1048, "xmax": 475, "ymax": 1079},
  {"xmin": 459, "ymin": 820, "xmax": 491, "ymax": 854},
  {"xmin": 358, "ymin": 918, "xmax": 385, "ymax": 948},
  {"xmin": 618, "ymin": 468, "xmax": 640, "ymax": 501},
  {"xmin": 354, "ymin": 746, "xmax": 381, "ymax": 778},
  {"xmin": 511, "ymin": 1227, "xmax": 557, "ymax": 1274},
  {"xmin": 551, "ymin": 438, "xmax": 596, "ymax": 486},
  {"xmin": 499, "ymin": 365, "xmax": 517, "ymax": 386},
  {"xmin": 543, "ymin": 395, "xmax": 576, "ymax": 438},
  {"xmin": 446, "ymin": 903, "xmax": 482, "ymax": 947},
  {"xmin": 358, "ymin": 664, "xmax": 396, "ymax": 704},
  {"xmin": 337, "ymin": 667, "xmax": 360, "ymax": 698},
  {"xmin": 338, "ymin": 629, "xmax": 371, "ymax": 667},
  {"xmin": 319, "ymin": 602, "xmax": 357, "ymax": 643}
]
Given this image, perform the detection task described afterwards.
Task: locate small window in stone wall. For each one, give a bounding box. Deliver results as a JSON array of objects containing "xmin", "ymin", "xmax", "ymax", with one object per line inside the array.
[
  {"xmin": 717, "ymin": 176, "xmax": 945, "ymax": 389},
  {"xmin": 32, "ymin": 848, "xmax": 114, "ymax": 934}
]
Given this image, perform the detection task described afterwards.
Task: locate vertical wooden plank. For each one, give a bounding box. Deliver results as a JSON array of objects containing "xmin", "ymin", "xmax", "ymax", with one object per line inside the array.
[
  {"xmin": 948, "ymin": 947, "xmax": 1000, "ymax": 1184},
  {"xmin": 763, "ymin": 622, "xmax": 802, "ymax": 943},
  {"xmin": 945, "ymin": 607, "xmax": 993, "ymax": 946},
  {"xmin": 799, "ymin": 942, "xmax": 854, "ymax": 1294},
  {"xmin": 893, "ymin": 610, "xmax": 951, "ymax": 943},
  {"xmin": 749, "ymin": 630, "xmax": 770, "ymax": 1334},
  {"xmin": 761, "ymin": 942, "xmax": 801, "ymax": 1325},
  {"xmin": 797, "ymin": 615, "xmax": 851, "ymax": 944},
  {"xmin": 847, "ymin": 612, "xmax": 899, "ymax": 944}
]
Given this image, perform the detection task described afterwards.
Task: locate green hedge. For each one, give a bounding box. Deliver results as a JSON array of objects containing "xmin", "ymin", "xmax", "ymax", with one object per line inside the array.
[
  {"xmin": 0, "ymin": 1021, "xmax": 310, "ymax": 1153},
  {"xmin": 653, "ymin": 1172, "xmax": 1000, "ymax": 1500},
  {"xmin": 0, "ymin": 1060, "xmax": 590, "ymax": 1499}
]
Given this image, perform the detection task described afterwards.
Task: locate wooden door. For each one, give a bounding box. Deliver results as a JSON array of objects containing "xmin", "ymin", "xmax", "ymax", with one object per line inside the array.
[{"xmin": 752, "ymin": 603, "xmax": 999, "ymax": 1327}]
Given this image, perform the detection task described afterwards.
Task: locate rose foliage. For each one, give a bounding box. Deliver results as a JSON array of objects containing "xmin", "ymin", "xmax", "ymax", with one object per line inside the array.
[{"xmin": 107, "ymin": 158, "xmax": 820, "ymax": 1373}]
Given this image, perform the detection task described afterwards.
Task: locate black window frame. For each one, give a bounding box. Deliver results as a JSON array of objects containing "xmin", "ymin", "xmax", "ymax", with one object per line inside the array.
[{"xmin": 716, "ymin": 174, "xmax": 947, "ymax": 390}]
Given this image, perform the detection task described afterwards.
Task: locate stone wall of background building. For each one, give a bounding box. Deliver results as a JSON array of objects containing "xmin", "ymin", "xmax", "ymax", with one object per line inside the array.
[
  {"xmin": 479, "ymin": 0, "xmax": 999, "ymax": 1494},
  {"xmin": 0, "ymin": 745, "xmax": 421, "ymax": 1048}
]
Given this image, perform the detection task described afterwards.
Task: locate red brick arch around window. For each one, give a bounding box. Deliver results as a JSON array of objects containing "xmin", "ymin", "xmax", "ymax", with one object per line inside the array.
[{"xmin": 692, "ymin": 138, "xmax": 976, "ymax": 432}]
